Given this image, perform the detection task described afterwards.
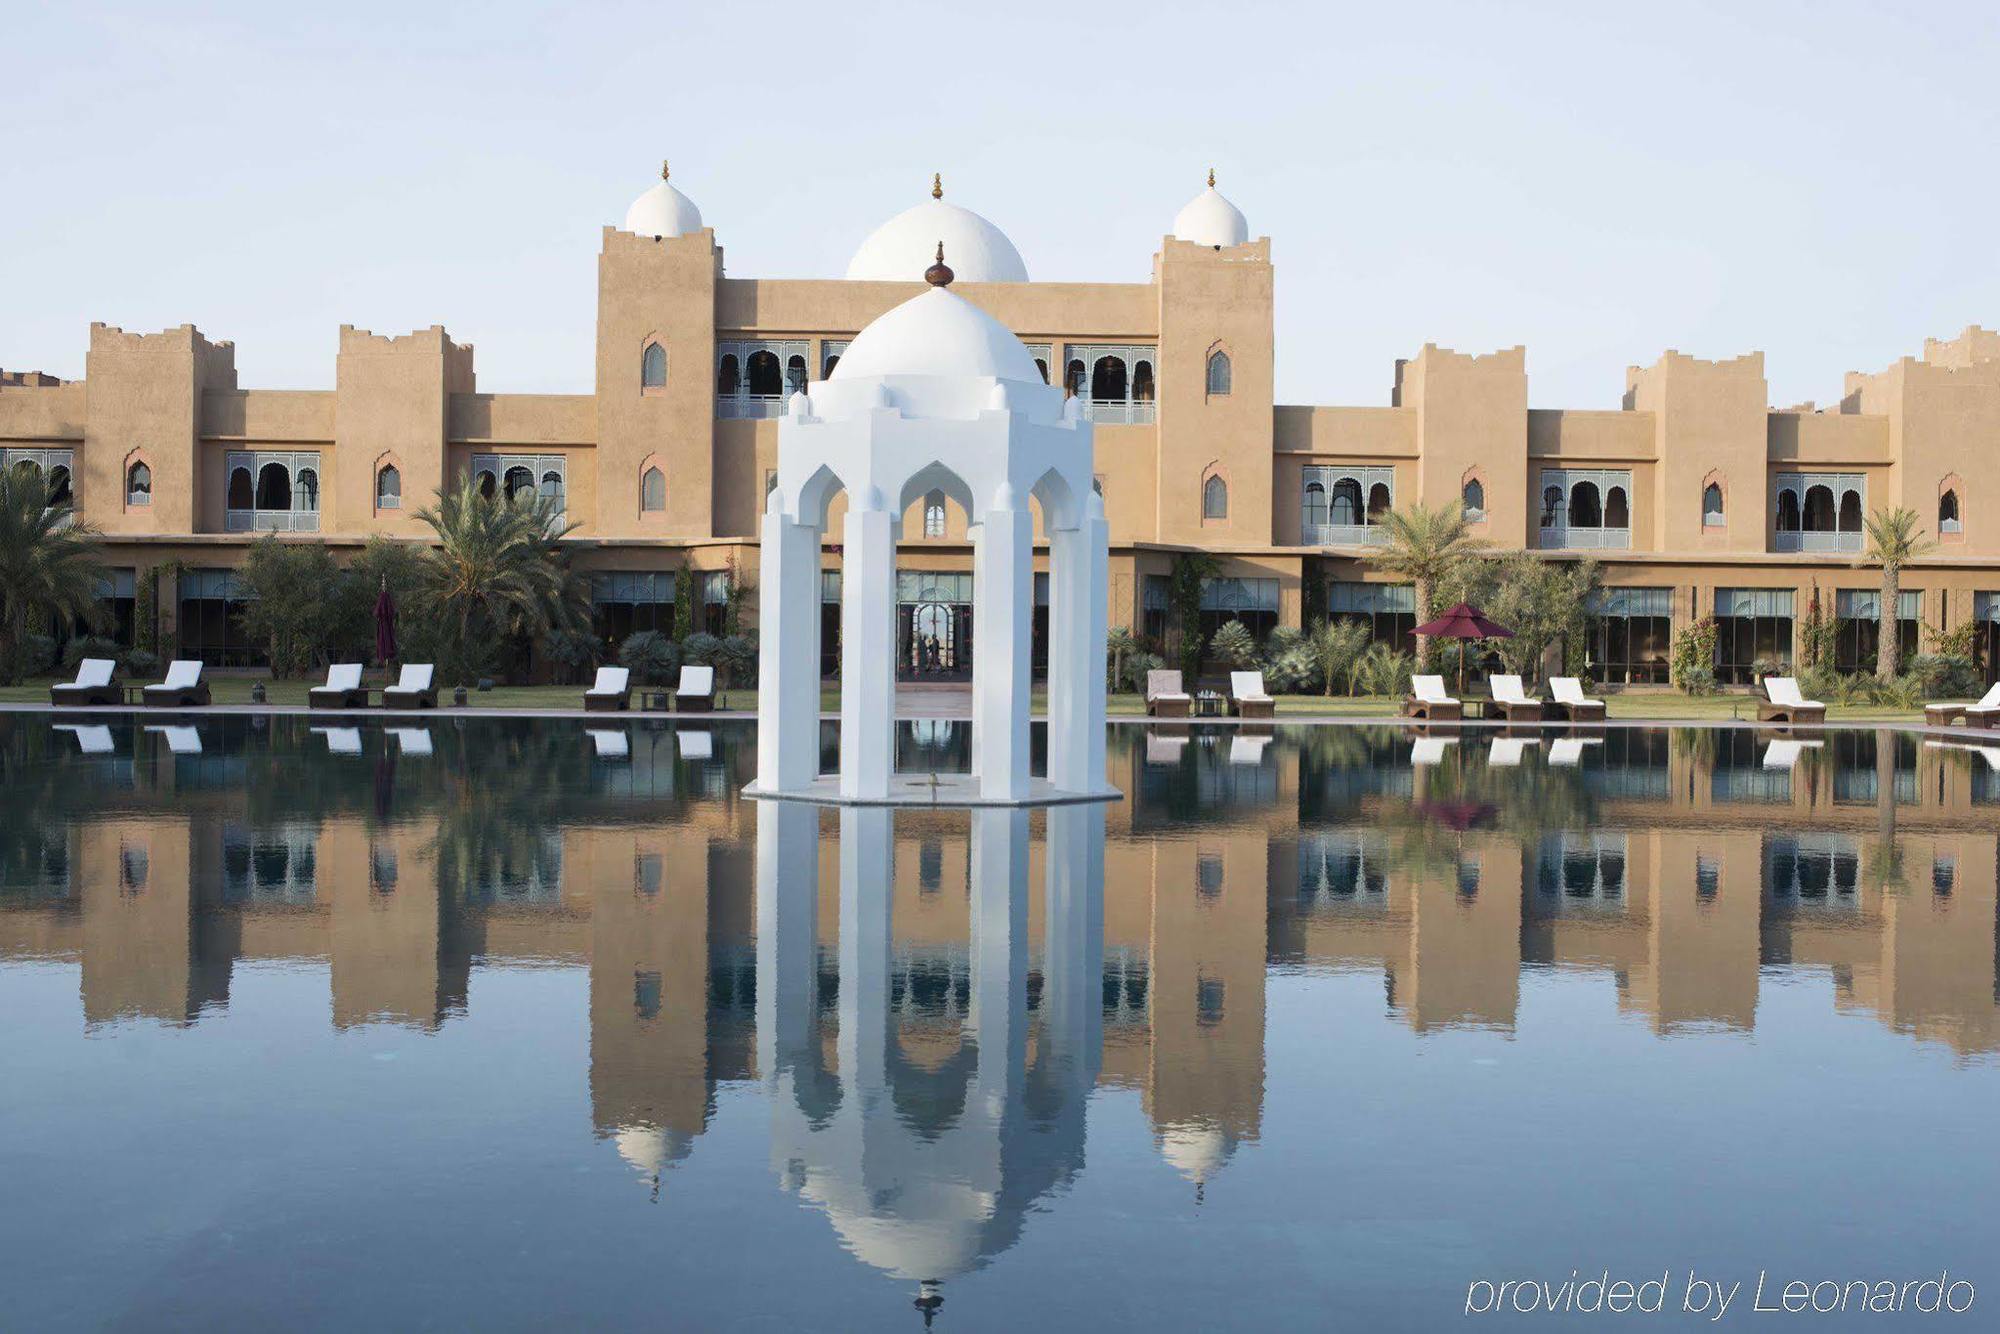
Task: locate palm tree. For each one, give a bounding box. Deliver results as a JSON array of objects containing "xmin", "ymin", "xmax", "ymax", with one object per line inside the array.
[
  {"xmin": 1860, "ymin": 506, "xmax": 1932, "ymax": 678},
  {"xmin": 1105, "ymin": 625, "xmax": 1138, "ymax": 694},
  {"xmin": 0, "ymin": 465, "xmax": 105, "ymax": 684},
  {"xmin": 411, "ymin": 479, "xmax": 590, "ymax": 685},
  {"xmin": 1368, "ymin": 501, "xmax": 1485, "ymax": 668},
  {"xmin": 1308, "ymin": 617, "xmax": 1370, "ymax": 695}
]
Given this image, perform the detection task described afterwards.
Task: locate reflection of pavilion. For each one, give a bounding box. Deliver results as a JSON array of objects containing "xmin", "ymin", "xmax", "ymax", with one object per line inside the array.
[{"xmin": 757, "ymin": 803, "xmax": 1103, "ymax": 1314}]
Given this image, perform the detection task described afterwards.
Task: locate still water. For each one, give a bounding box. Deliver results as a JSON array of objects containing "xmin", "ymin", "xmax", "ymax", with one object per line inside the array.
[{"xmin": 2, "ymin": 717, "xmax": 1997, "ymax": 1331}]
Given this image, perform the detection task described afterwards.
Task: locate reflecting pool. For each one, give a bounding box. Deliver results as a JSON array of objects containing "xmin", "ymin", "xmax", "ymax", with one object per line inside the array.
[{"xmin": 2, "ymin": 718, "xmax": 1997, "ymax": 1330}]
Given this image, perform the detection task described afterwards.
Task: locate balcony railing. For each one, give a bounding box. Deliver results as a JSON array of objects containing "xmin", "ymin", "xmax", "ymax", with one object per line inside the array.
[
  {"xmin": 1302, "ymin": 522, "xmax": 1388, "ymax": 548},
  {"xmin": 1084, "ymin": 399, "xmax": 1156, "ymax": 426},
  {"xmin": 1540, "ymin": 526, "xmax": 1630, "ymax": 551},
  {"xmin": 717, "ymin": 394, "xmax": 789, "ymax": 420},
  {"xmin": 1772, "ymin": 530, "xmax": 1862, "ymax": 554},
  {"xmin": 227, "ymin": 509, "xmax": 320, "ymax": 533}
]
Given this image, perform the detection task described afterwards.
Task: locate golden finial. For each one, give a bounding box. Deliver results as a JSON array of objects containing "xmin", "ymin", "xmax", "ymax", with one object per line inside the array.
[
  {"xmin": 931, "ymin": 172, "xmax": 943, "ymax": 200},
  {"xmin": 661, "ymin": 159, "xmax": 671, "ymax": 181},
  {"xmin": 925, "ymin": 241, "xmax": 954, "ymax": 287},
  {"xmin": 1207, "ymin": 167, "xmax": 1216, "ymax": 188}
]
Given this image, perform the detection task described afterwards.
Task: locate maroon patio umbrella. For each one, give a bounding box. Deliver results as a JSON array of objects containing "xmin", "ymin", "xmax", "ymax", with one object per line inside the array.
[
  {"xmin": 1412, "ymin": 601, "xmax": 1514, "ymax": 695},
  {"xmin": 373, "ymin": 577, "xmax": 398, "ymax": 667}
]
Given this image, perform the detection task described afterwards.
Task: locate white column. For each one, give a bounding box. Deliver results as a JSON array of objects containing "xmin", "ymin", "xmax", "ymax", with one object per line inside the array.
[
  {"xmin": 756, "ymin": 502, "xmax": 822, "ymax": 793},
  {"xmin": 1042, "ymin": 803, "xmax": 1105, "ymax": 1092},
  {"xmin": 969, "ymin": 807, "xmax": 1029, "ymax": 1108},
  {"xmin": 755, "ymin": 801, "xmax": 820, "ymax": 1096},
  {"xmin": 837, "ymin": 807, "xmax": 893, "ymax": 1088},
  {"xmin": 1047, "ymin": 496, "xmax": 1109, "ymax": 793},
  {"xmin": 971, "ymin": 490, "xmax": 1033, "ymax": 801},
  {"xmin": 839, "ymin": 497, "xmax": 897, "ymax": 800}
]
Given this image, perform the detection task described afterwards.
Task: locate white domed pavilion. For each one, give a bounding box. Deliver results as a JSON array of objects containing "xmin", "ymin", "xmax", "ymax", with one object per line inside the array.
[
  {"xmin": 1172, "ymin": 169, "xmax": 1249, "ymax": 248},
  {"xmin": 623, "ymin": 161, "xmax": 704, "ymax": 239}
]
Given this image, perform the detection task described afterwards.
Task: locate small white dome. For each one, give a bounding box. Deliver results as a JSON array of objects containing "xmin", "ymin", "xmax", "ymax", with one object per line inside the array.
[
  {"xmin": 1172, "ymin": 171, "xmax": 1249, "ymax": 249},
  {"xmin": 623, "ymin": 161, "xmax": 704, "ymax": 239},
  {"xmin": 1158, "ymin": 1123, "xmax": 1234, "ymax": 1183},
  {"xmin": 830, "ymin": 285, "xmax": 1042, "ymax": 384},
  {"xmin": 845, "ymin": 176, "xmax": 1028, "ymax": 283}
]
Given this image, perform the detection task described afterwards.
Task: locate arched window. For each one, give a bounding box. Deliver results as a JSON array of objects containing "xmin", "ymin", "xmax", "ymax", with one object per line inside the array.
[
  {"xmin": 1939, "ymin": 487, "xmax": 1961, "ymax": 534},
  {"xmin": 1802, "ymin": 484, "xmax": 1835, "ymax": 531},
  {"xmin": 1569, "ymin": 481, "xmax": 1601, "ymax": 528},
  {"xmin": 1541, "ymin": 485, "xmax": 1564, "ymax": 528},
  {"xmin": 1206, "ymin": 350, "xmax": 1232, "ymax": 396},
  {"xmin": 1331, "ymin": 478, "xmax": 1363, "ymax": 527},
  {"xmin": 641, "ymin": 342, "xmax": 667, "ymax": 389},
  {"xmin": 923, "ymin": 488, "xmax": 947, "ymax": 537},
  {"xmin": 1131, "ymin": 360, "xmax": 1155, "ymax": 403},
  {"xmin": 127, "ymin": 461, "xmax": 152, "ymax": 506},
  {"xmin": 375, "ymin": 464, "xmax": 400, "ymax": 510},
  {"xmin": 503, "ymin": 466, "xmax": 534, "ymax": 502},
  {"xmin": 296, "ymin": 467, "xmax": 319, "ymax": 511},
  {"xmin": 785, "ymin": 354, "xmax": 808, "ymax": 395},
  {"xmin": 821, "ymin": 353, "xmax": 840, "ymax": 377},
  {"xmin": 255, "ymin": 461, "xmax": 291, "ymax": 511},
  {"xmin": 1091, "ymin": 356, "xmax": 1126, "ymax": 402},
  {"xmin": 1303, "ymin": 480, "xmax": 1328, "ymax": 527},
  {"xmin": 1776, "ymin": 489, "xmax": 1800, "ymax": 531},
  {"xmin": 539, "ymin": 469, "xmax": 564, "ymax": 508},
  {"xmin": 746, "ymin": 349, "xmax": 782, "ymax": 397},
  {"xmin": 1366, "ymin": 482, "xmax": 1392, "ymax": 520},
  {"xmin": 1837, "ymin": 490, "xmax": 1863, "ymax": 532},
  {"xmin": 476, "ymin": 468, "xmax": 497, "ymax": 500},
  {"xmin": 228, "ymin": 466, "xmax": 253, "ymax": 510},
  {"xmin": 47, "ymin": 464, "xmax": 72, "ymax": 507},
  {"xmin": 641, "ymin": 467, "xmax": 666, "ymax": 512},
  {"xmin": 1702, "ymin": 482, "xmax": 1724, "ymax": 526},
  {"xmin": 1461, "ymin": 478, "xmax": 1485, "ymax": 521},
  {"xmin": 1202, "ymin": 474, "xmax": 1228, "ymax": 520},
  {"xmin": 1033, "ymin": 357, "xmax": 1049, "ymax": 384},
  {"xmin": 716, "ymin": 353, "xmax": 740, "ymax": 397},
  {"xmin": 1604, "ymin": 485, "xmax": 1629, "ymax": 529},
  {"xmin": 1064, "ymin": 359, "xmax": 1086, "ymax": 397}
]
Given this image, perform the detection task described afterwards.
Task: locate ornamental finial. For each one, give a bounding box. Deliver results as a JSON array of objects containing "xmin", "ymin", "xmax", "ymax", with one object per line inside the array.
[
  {"xmin": 1207, "ymin": 166, "xmax": 1216, "ymax": 188},
  {"xmin": 661, "ymin": 159, "xmax": 670, "ymax": 181},
  {"xmin": 925, "ymin": 242, "xmax": 953, "ymax": 288},
  {"xmin": 931, "ymin": 172, "xmax": 943, "ymax": 200}
]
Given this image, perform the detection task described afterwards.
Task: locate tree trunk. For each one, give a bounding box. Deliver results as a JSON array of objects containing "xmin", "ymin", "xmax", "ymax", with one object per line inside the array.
[
  {"xmin": 1876, "ymin": 564, "xmax": 1901, "ymax": 678},
  {"xmin": 1414, "ymin": 579, "xmax": 1432, "ymax": 672}
]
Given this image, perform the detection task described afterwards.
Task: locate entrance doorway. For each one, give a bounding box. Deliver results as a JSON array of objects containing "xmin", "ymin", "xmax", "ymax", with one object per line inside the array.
[{"xmin": 897, "ymin": 571, "xmax": 974, "ymax": 682}]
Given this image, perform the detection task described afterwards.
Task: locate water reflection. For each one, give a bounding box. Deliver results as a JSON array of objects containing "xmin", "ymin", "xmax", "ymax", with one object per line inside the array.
[{"xmin": 2, "ymin": 716, "xmax": 1998, "ymax": 1323}]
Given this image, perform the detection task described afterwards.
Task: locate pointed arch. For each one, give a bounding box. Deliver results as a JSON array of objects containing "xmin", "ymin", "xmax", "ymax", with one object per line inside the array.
[
  {"xmin": 372, "ymin": 450, "xmax": 404, "ymax": 514},
  {"xmin": 1205, "ymin": 342, "xmax": 1233, "ymax": 397},
  {"xmin": 896, "ymin": 461, "xmax": 979, "ymax": 534},
  {"xmin": 1701, "ymin": 469, "xmax": 1726, "ymax": 528},
  {"xmin": 122, "ymin": 447, "xmax": 154, "ymax": 511},
  {"xmin": 638, "ymin": 452, "xmax": 668, "ymax": 520},
  {"xmin": 1200, "ymin": 462, "xmax": 1229, "ymax": 523},
  {"xmin": 1938, "ymin": 472, "xmax": 1964, "ymax": 540},
  {"xmin": 1459, "ymin": 465, "xmax": 1487, "ymax": 523},
  {"xmin": 640, "ymin": 337, "xmax": 667, "ymax": 393}
]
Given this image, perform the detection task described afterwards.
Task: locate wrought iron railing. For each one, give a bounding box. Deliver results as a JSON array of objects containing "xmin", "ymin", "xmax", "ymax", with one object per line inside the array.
[
  {"xmin": 226, "ymin": 509, "xmax": 320, "ymax": 533},
  {"xmin": 1772, "ymin": 530, "xmax": 1861, "ymax": 554},
  {"xmin": 1084, "ymin": 399, "xmax": 1156, "ymax": 426},
  {"xmin": 1301, "ymin": 522, "xmax": 1388, "ymax": 548},
  {"xmin": 716, "ymin": 394, "xmax": 790, "ymax": 420},
  {"xmin": 1540, "ymin": 526, "xmax": 1631, "ymax": 550}
]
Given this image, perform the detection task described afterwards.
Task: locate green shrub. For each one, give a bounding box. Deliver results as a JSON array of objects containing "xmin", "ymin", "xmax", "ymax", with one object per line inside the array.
[
  {"xmin": 1678, "ymin": 665, "xmax": 1718, "ymax": 697},
  {"xmin": 1262, "ymin": 626, "xmax": 1319, "ymax": 694},
  {"xmin": 617, "ymin": 630, "xmax": 679, "ymax": 686},
  {"xmin": 12, "ymin": 633, "xmax": 56, "ymax": 679},
  {"xmin": 715, "ymin": 633, "xmax": 757, "ymax": 704},
  {"xmin": 120, "ymin": 648, "xmax": 161, "ymax": 680},
  {"xmin": 1903, "ymin": 653, "xmax": 1980, "ymax": 699},
  {"xmin": 62, "ymin": 636, "xmax": 123, "ymax": 672},
  {"xmin": 1355, "ymin": 643, "xmax": 1413, "ymax": 697},
  {"xmin": 1797, "ymin": 664, "xmax": 1842, "ymax": 706},
  {"xmin": 1670, "ymin": 618, "xmax": 1718, "ymax": 693},
  {"xmin": 542, "ymin": 629, "xmax": 599, "ymax": 685},
  {"xmin": 236, "ymin": 536, "xmax": 343, "ymax": 678},
  {"xmin": 1123, "ymin": 651, "xmax": 1165, "ymax": 695},
  {"xmin": 1209, "ymin": 619, "xmax": 1258, "ymax": 670}
]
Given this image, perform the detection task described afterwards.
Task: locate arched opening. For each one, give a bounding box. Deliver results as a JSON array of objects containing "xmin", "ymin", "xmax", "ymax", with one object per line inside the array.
[
  {"xmin": 1330, "ymin": 478, "xmax": 1363, "ymax": 527},
  {"xmin": 1604, "ymin": 485, "xmax": 1629, "ymax": 529},
  {"xmin": 1302, "ymin": 480, "xmax": 1328, "ymax": 527},
  {"xmin": 1702, "ymin": 482, "xmax": 1724, "ymax": 526},
  {"xmin": 1837, "ymin": 489, "xmax": 1863, "ymax": 533},
  {"xmin": 1367, "ymin": 482, "xmax": 1392, "ymax": 521},
  {"xmin": 1206, "ymin": 350, "xmax": 1232, "ymax": 396},
  {"xmin": 641, "ymin": 342, "xmax": 667, "ymax": 388},
  {"xmin": 785, "ymin": 354, "xmax": 808, "ymax": 395},
  {"xmin": 716, "ymin": 353, "xmax": 740, "ymax": 397},
  {"xmin": 821, "ymin": 353, "xmax": 840, "ymax": 378},
  {"xmin": 539, "ymin": 468, "xmax": 564, "ymax": 508},
  {"xmin": 1064, "ymin": 359, "xmax": 1085, "ymax": 397},
  {"xmin": 476, "ymin": 469, "xmax": 497, "ymax": 500},
  {"xmin": 503, "ymin": 466, "xmax": 534, "ymax": 502},
  {"xmin": 127, "ymin": 461, "xmax": 152, "ymax": 506},
  {"xmin": 1131, "ymin": 360, "xmax": 1155, "ymax": 403},
  {"xmin": 1090, "ymin": 356, "xmax": 1126, "ymax": 402},
  {"xmin": 1541, "ymin": 485, "xmax": 1564, "ymax": 528},
  {"xmin": 1776, "ymin": 490, "xmax": 1800, "ymax": 531},
  {"xmin": 641, "ymin": 467, "xmax": 666, "ymax": 512},
  {"xmin": 1462, "ymin": 477, "xmax": 1485, "ymax": 520},
  {"xmin": 1939, "ymin": 488, "xmax": 1961, "ymax": 534},
  {"xmin": 746, "ymin": 349, "xmax": 782, "ymax": 397},
  {"xmin": 1203, "ymin": 474, "xmax": 1228, "ymax": 520},
  {"xmin": 255, "ymin": 461, "xmax": 291, "ymax": 511},
  {"xmin": 47, "ymin": 464, "xmax": 72, "ymax": 507},
  {"xmin": 1033, "ymin": 357, "xmax": 1049, "ymax": 384},
  {"xmin": 375, "ymin": 464, "xmax": 400, "ymax": 510},
  {"xmin": 1802, "ymin": 484, "xmax": 1835, "ymax": 531},
  {"xmin": 228, "ymin": 466, "xmax": 253, "ymax": 510},
  {"xmin": 923, "ymin": 488, "xmax": 947, "ymax": 537},
  {"xmin": 296, "ymin": 467, "xmax": 319, "ymax": 511},
  {"xmin": 1568, "ymin": 481, "xmax": 1601, "ymax": 528}
]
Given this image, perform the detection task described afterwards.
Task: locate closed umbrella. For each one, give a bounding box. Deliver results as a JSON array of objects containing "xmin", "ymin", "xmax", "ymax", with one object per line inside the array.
[
  {"xmin": 1412, "ymin": 601, "xmax": 1514, "ymax": 695},
  {"xmin": 373, "ymin": 577, "xmax": 398, "ymax": 667}
]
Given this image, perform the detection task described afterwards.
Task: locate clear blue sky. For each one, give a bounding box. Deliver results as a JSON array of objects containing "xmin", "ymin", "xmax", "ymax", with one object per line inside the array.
[{"xmin": 4, "ymin": 1, "xmax": 1996, "ymax": 409}]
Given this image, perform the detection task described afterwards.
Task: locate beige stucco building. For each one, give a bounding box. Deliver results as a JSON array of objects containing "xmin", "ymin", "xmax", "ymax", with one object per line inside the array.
[{"xmin": 4, "ymin": 165, "xmax": 1998, "ymax": 684}]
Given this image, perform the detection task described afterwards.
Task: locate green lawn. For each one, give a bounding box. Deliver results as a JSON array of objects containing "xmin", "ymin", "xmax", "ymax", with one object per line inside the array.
[{"xmin": 0, "ymin": 674, "xmax": 1934, "ymax": 723}]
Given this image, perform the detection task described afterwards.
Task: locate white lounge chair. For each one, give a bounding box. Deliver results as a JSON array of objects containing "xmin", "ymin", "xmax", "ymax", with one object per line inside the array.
[
  {"xmin": 674, "ymin": 665, "xmax": 715, "ymax": 713},
  {"xmin": 1144, "ymin": 733, "xmax": 1188, "ymax": 764},
  {"xmin": 389, "ymin": 727, "xmax": 433, "ymax": 756},
  {"xmin": 1228, "ymin": 734, "xmax": 1270, "ymax": 766},
  {"xmin": 1229, "ymin": 671, "xmax": 1274, "ymax": 719},
  {"xmin": 677, "ymin": 729, "xmax": 713, "ymax": 760},
  {"xmin": 382, "ymin": 664, "xmax": 437, "ymax": 709},
  {"xmin": 54, "ymin": 724, "xmax": 115, "ymax": 754},
  {"xmin": 1548, "ymin": 736, "xmax": 1602, "ymax": 766},
  {"xmin": 1762, "ymin": 738, "xmax": 1822, "ymax": 769},
  {"xmin": 312, "ymin": 726, "xmax": 364, "ymax": 755},
  {"xmin": 1403, "ymin": 675, "xmax": 1461, "ymax": 721},
  {"xmin": 144, "ymin": 725, "xmax": 202, "ymax": 754},
  {"xmin": 142, "ymin": 660, "xmax": 209, "ymax": 707},
  {"xmin": 1758, "ymin": 677, "xmax": 1826, "ymax": 725},
  {"xmin": 1146, "ymin": 670, "xmax": 1191, "ymax": 718},
  {"xmin": 588, "ymin": 728, "xmax": 630, "ymax": 759},
  {"xmin": 1924, "ymin": 739, "xmax": 2000, "ymax": 771},
  {"xmin": 1549, "ymin": 676, "xmax": 1606, "ymax": 722},
  {"xmin": 584, "ymin": 666, "xmax": 631, "ymax": 713},
  {"xmin": 1924, "ymin": 682, "xmax": 2000, "ymax": 729},
  {"xmin": 309, "ymin": 663, "xmax": 368, "ymax": 710},
  {"xmin": 1489, "ymin": 736, "xmax": 1540, "ymax": 767},
  {"xmin": 1409, "ymin": 736, "xmax": 1456, "ymax": 765},
  {"xmin": 50, "ymin": 658, "xmax": 118, "ymax": 707},
  {"xmin": 1488, "ymin": 675, "xmax": 1544, "ymax": 722}
]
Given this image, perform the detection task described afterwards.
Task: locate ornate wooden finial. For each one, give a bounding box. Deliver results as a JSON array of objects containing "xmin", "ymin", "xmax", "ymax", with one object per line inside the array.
[
  {"xmin": 931, "ymin": 172, "xmax": 943, "ymax": 200},
  {"xmin": 1207, "ymin": 166, "xmax": 1216, "ymax": 188},
  {"xmin": 925, "ymin": 242, "xmax": 953, "ymax": 287},
  {"xmin": 661, "ymin": 159, "xmax": 671, "ymax": 181}
]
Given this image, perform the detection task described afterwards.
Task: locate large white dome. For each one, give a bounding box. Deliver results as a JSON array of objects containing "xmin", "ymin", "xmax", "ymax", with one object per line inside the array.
[
  {"xmin": 845, "ymin": 176, "xmax": 1028, "ymax": 283},
  {"xmin": 623, "ymin": 161, "xmax": 704, "ymax": 238},
  {"xmin": 830, "ymin": 284, "xmax": 1042, "ymax": 384},
  {"xmin": 1172, "ymin": 170, "xmax": 1249, "ymax": 249}
]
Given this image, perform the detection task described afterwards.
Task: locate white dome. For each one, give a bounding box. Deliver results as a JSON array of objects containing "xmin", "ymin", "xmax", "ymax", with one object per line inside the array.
[
  {"xmin": 623, "ymin": 162, "xmax": 704, "ymax": 238},
  {"xmin": 1158, "ymin": 1124, "xmax": 1234, "ymax": 1183},
  {"xmin": 845, "ymin": 178, "xmax": 1027, "ymax": 283},
  {"xmin": 1172, "ymin": 172, "xmax": 1249, "ymax": 249},
  {"xmin": 830, "ymin": 285, "xmax": 1043, "ymax": 384}
]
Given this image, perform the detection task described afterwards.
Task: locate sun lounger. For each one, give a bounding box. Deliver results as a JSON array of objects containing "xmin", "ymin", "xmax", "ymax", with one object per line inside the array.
[
  {"xmin": 309, "ymin": 663, "xmax": 368, "ymax": 710},
  {"xmin": 389, "ymin": 727, "xmax": 433, "ymax": 756},
  {"xmin": 141, "ymin": 660, "xmax": 209, "ymax": 708},
  {"xmin": 584, "ymin": 666, "xmax": 631, "ymax": 713},
  {"xmin": 1762, "ymin": 738, "xmax": 1822, "ymax": 769},
  {"xmin": 1146, "ymin": 670, "xmax": 1191, "ymax": 719},
  {"xmin": 588, "ymin": 728, "xmax": 630, "ymax": 759},
  {"xmin": 381, "ymin": 663, "xmax": 437, "ymax": 709},
  {"xmin": 1402, "ymin": 675, "xmax": 1462, "ymax": 722},
  {"xmin": 1757, "ymin": 676, "xmax": 1826, "ymax": 726},
  {"xmin": 1229, "ymin": 671, "xmax": 1275, "ymax": 720},
  {"xmin": 1409, "ymin": 736, "xmax": 1456, "ymax": 765},
  {"xmin": 1144, "ymin": 732, "xmax": 1188, "ymax": 764},
  {"xmin": 49, "ymin": 658, "xmax": 118, "ymax": 707},
  {"xmin": 1489, "ymin": 736, "xmax": 1539, "ymax": 766},
  {"xmin": 144, "ymin": 725, "xmax": 202, "ymax": 754},
  {"xmin": 1549, "ymin": 677, "xmax": 1606, "ymax": 723},
  {"xmin": 54, "ymin": 724, "xmax": 115, "ymax": 754},
  {"xmin": 1548, "ymin": 736, "xmax": 1602, "ymax": 766},
  {"xmin": 677, "ymin": 729, "xmax": 713, "ymax": 760},
  {"xmin": 1228, "ymin": 734, "xmax": 1270, "ymax": 765},
  {"xmin": 311, "ymin": 726, "xmax": 364, "ymax": 755},
  {"xmin": 674, "ymin": 665, "xmax": 715, "ymax": 713},
  {"xmin": 1488, "ymin": 674, "xmax": 1544, "ymax": 722},
  {"xmin": 1924, "ymin": 682, "xmax": 2000, "ymax": 728}
]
